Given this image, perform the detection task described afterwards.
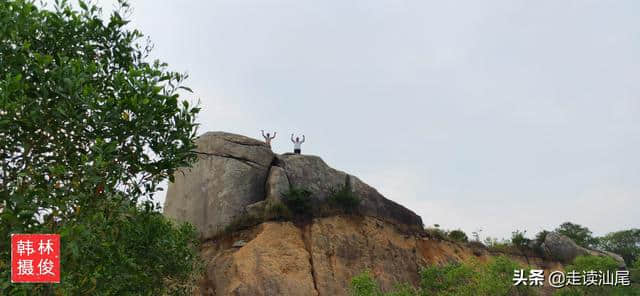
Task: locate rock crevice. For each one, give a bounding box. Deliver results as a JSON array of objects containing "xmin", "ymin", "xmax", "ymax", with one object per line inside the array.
[
  {"xmin": 301, "ymin": 225, "xmax": 320, "ymax": 295},
  {"xmin": 193, "ymin": 151, "xmax": 266, "ymax": 168},
  {"xmin": 165, "ymin": 131, "xmax": 423, "ymax": 240}
]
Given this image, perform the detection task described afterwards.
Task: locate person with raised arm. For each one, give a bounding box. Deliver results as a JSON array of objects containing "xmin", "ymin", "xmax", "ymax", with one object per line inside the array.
[
  {"xmin": 291, "ymin": 134, "xmax": 305, "ymax": 154},
  {"xmin": 261, "ymin": 130, "xmax": 276, "ymax": 148}
]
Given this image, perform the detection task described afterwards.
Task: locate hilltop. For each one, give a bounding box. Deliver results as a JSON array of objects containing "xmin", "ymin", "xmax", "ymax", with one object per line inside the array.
[{"xmin": 163, "ymin": 132, "xmax": 626, "ymax": 296}]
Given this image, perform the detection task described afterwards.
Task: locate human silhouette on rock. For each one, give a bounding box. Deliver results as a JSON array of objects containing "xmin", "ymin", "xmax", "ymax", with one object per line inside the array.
[
  {"xmin": 291, "ymin": 134, "xmax": 305, "ymax": 154},
  {"xmin": 261, "ymin": 130, "xmax": 276, "ymax": 148}
]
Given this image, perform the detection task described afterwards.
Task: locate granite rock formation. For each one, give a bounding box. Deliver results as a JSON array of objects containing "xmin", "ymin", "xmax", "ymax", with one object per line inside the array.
[{"xmin": 164, "ymin": 132, "xmax": 423, "ymax": 240}]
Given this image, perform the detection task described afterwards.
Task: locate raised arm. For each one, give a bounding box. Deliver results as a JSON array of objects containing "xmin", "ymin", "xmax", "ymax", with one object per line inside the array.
[
  {"xmin": 271, "ymin": 132, "xmax": 277, "ymax": 139},
  {"xmin": 291, "ymin": 134, "xmax": 295, "ymax": 143},
  {"xmin": 261, "ymin": 130, "xmax": 266, "ymax": 138},
  {"xmin": 301, "ymin": 135, "xmax": 305, "ymax": 143}
]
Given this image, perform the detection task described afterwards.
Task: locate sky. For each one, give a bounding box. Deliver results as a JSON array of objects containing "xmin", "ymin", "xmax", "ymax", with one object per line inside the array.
[{"xmin": 95, "ymin": 0, "xmax": 639, "ymax": 240}]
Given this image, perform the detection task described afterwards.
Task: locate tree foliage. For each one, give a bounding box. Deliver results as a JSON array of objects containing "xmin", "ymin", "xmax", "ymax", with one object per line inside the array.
[
  {"xmin": 555, "ymin": 222, "xmax": 597, "ymax": 248},
  {"xmin": 596, "ymin": 229, "xmax": 640, "ymax": 267},
  {"xmin": 0, "ymin": 0, "xmax": 201, "ymax": 294},
  {"xmin": 447, "ymin": 229, "xmax": 469, "ymax": 243}
]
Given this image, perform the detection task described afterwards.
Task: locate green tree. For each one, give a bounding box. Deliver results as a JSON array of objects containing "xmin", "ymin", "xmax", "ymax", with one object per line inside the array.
[
  {"xmin": 596, "ymin": 229, "xmax": 640, "ymax": 266},
  {"xmin": 447, "ymin": 229, "xmax": 469, "ymax": 243},
  {"xmin": 0, "ymin": 0, "xmax": 201, "ymax": 294},
  {"xmin": 511, "ymin": 230, "xmax": 532, "ymax": 265},
  {"xmin": 555, "ymin": 222, "xmax": 597, "ymax": 248}
]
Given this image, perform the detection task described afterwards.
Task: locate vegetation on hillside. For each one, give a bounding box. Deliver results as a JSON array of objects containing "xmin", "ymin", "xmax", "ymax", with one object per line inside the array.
[
  {"xmin": 282, "ymin": 187, "xmax": 313, "ymax": 217},
  {"xmin": 279, "ymin": 180, "xmax": 362, "ymax": 219},
  {"xmin": 351, "ymin": 254, "xmax": 640, "ymax": 296},
  {"xmin": 328, "ymin": 181, "xmax": 361, "ymax": 214},
  {"xmin": 350, "ymin": 256, "xmax": 536, "ymax": 296},
  {"xmin": 439, "ymin": 222, "xmax": 639, "ymax": 268},
  {"xmin": 553, "ymin": 255, "xmax": 640, "ymax": 296}
]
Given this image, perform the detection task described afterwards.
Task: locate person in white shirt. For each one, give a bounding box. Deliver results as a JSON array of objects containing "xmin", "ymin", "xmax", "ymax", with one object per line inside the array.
[
  {"xmin": 291, "ymin": 134, "xmax": 305, "ymax": 154},
  {"xmin": 261, "ymin": 130, "xmax": 276, "ymax": 148}
]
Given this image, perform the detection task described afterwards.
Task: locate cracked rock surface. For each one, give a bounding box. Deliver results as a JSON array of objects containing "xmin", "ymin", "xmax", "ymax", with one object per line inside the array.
[
  {"xmin": 164, "ymin": 132, "xmax": 589, "ymax": 296},
  {"xmin": 164, "ymin": 131, "xmax": 423, "ymax": 240},
  {"xmin": 164, "ymin": 132, "xmax": 274, "ymax": 239}
]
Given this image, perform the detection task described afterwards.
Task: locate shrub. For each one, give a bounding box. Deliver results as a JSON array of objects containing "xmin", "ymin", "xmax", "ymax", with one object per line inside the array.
[
  {"xmin": 423, "ymin": 256, "xmax": 536, "ymax": 296},
  {"xmin": 533, "ymin": 230, "xmax": 549, "ymax": 255},
  {"xmin": 350, "ymin": 256, "xmax": 537, "ymax": 296},
  {"xmin": 425, "ymin": 227, "xmax": 447, "ymax": 240},
  {"xmin": 282, "ymin": 187, "xmax": 313, "ymax": 217},
  {"xmin": 632, "ymin": 259, "xmax": 640, "ymax": 283},
  {"xmin": 59, "ymin": 201, "xmax": 203, "ymax": 295},
  {"xmin": 554, "ymin": 255, "xmax": 640, "ymax": 296},
  {"xmin": 420, "ymin": 262, "xmax": 474, "ymax": 294},
  {"xmin": 448, "ymin": 229, "xmax": 469, "ymax": 242},
  {"xmin": 631, "ymin": 267, "xmax": 640, "ymax": 284},
  {"xmin": 478, "ymin": 256, "xmax": 536, "ymax": 296},
  {"xmin": 511, "ymin": 230, "xmax": 531, "ymax": 249},
  {"xmin": 484, "ymin": 237, "xmax": 511, "ymax": 252},
  {"xmin": 349, "ymin": 271, "xmax": 416, "ymax": 296},
  {"xmin": 264, "ymin": 201, "xmax": 292, "ymax": 221},
  {"xmin": 350, "ymin": 270, "xmax": 381, "ymax": 296},
  {"xmin": 328, "ymin": 184, "xmax": 361, "ymax": 214},
  {"xmin": 384, "ymin": 283, "xmax": 417, "ymax": 296}
]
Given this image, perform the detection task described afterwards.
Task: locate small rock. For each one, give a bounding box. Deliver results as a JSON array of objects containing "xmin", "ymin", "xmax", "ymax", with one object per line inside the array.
[{"xmin": 232, "ymin": 240, "xmax": 247, "ymax": 248}]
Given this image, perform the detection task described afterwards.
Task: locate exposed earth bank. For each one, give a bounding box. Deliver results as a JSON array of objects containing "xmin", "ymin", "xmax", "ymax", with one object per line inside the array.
[{"xmin": 163, "ymin": 132, "xmax": 624, "ymax": 296}]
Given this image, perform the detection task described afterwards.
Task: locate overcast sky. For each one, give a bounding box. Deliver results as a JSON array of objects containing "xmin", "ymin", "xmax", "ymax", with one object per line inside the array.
[{"xmin": 96, "ymin": 0, "xmax": 639, "ymax": 240}]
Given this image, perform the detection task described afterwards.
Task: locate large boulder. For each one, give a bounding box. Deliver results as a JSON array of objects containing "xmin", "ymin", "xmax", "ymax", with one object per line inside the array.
[
  {"xmin": 541, "ymin": 232, "xmax": 587, "ymax": 263},
  {"xmin": 278, "ymin": 154, "xmax": 423, "ymax": 233},
  {"xmin": 164, "ymin": 132, "xmax": 423, "ymax": 239},
  {"xmin": 264, "ymin": 165, "xmax": 290, "ymax": 203},
  {"xmin": 541, "ymin": 232, "xmax": 626, "ymax": 268},
  {"xmin": 164, "ymin": 132, "xmax": 274, "ymax": 239}
]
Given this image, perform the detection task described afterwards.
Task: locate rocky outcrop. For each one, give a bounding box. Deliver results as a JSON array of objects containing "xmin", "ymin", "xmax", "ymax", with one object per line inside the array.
[
  {"xmin": 278, "ymin": 154, "xmax": 423, "ymax": 233},
  {"xmin": 164, "ymin": 132, "xmax": 628, "ymax": 296},
  {"xmin": 541, "ymin": 232, "xmax": 626, "ymax": 268},
  {"xmin": 264, "ymin": 165, "xmax": 289, "ymax": 203},
  {"xmin": 164, "ymin": 132, "xmax": 274, "ymax": 239},
  {"xmin": 164, "ymin": 132, "xmax": 423, "ymax": 239}
]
